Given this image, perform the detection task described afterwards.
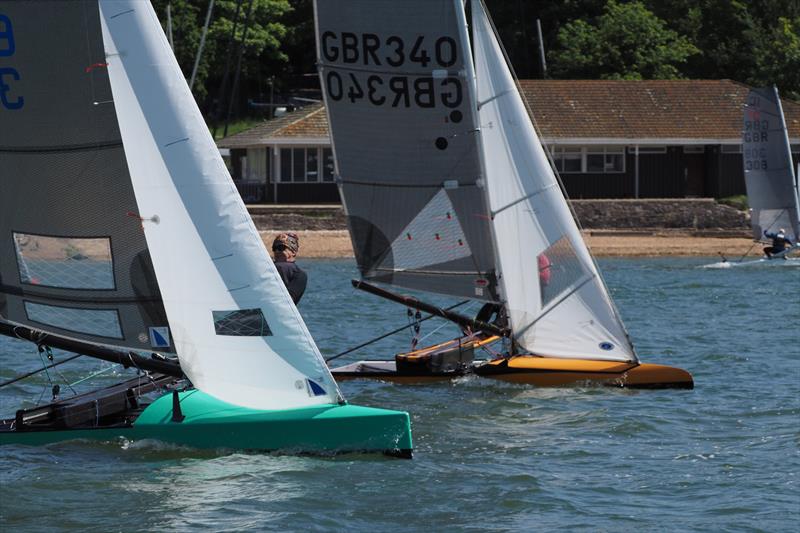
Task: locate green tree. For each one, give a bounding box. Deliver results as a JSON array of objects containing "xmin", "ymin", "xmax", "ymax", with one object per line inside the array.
[
  {"xmin": 152, "ymin": 0, "xmax": 291, "ymax": 108},
  {"xmin": 549, "ymin": 0, "xmax": 699, "ymax": 79},
  {"xmin": 755, "ymin": 16, "xmax": 800, "ymax": 99}
]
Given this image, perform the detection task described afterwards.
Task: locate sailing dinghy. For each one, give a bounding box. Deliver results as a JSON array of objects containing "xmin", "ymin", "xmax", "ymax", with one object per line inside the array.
[
  {"xmin": 315, "ymin": 0, "xmax": 692, "ymax": 389},
  {"xmin": 703, "ymin": 87, "xmax": 800, "ymax": 268},
  {"xmin": 0, "ymin": 0, "xmax": 412, "ymax": 456},
  {"xmin": 741, "ymin": 87, "xmax": 799, "ymax": 259}
]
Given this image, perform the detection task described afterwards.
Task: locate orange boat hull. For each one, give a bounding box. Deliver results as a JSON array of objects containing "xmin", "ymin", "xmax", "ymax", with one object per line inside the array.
[{"xmin": 473, "ymin": 356, "xmax": 693, "ymax": 389}]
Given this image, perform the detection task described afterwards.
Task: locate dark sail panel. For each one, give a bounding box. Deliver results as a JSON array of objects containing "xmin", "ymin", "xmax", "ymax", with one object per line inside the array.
[
  {"xmin": 315, "ymin": 0, "xmax": 498, "ymax": 301},
  {"xmin": 742, "ymin": 87, "xmax": 800, "ymax": 242},
  {"xmin": 0, "ymin": 1, "xmax": 173, "ymax": 352}
]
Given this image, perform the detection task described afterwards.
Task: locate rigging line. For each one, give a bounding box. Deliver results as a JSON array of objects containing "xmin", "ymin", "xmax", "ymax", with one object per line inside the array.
[
  {"xmin": 68, "ymin": 364, "xmax": 117, "ymax": 388},
  {"xmin": 0, "ymin": 353, "xmax": 82, "ymax": 388},
  {"xmin": 324, "ymin": 300, "xmax": 470, "ymax": 363},
  {"xmin": 492, "ymin": 183, "xmax": 558, "ymax": 218},
  {"xmin": 416, "ymin": 301, "xmax": 477, "ymax": 344}
]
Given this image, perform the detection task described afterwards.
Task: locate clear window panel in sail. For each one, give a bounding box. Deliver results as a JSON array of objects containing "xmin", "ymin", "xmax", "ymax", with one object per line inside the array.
[
  {"xmin": 213, "ymin": 309, "xmax": 273, "ymax": 336},
  {"xmin": 13, "ymin": 233, "xmax": 114, "ymax": 289}
]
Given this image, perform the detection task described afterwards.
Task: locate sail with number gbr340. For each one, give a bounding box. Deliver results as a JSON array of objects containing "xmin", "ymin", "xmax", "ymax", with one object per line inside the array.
[
  {"xmin": 318, "ymin": 0, "xmax": 692, "ymax": 388},
  {"xmin": 0, "ymin": 0, "xmax": 412, "ymax": 455}
]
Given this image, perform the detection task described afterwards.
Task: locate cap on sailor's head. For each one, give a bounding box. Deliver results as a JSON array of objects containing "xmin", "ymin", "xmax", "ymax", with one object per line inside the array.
[
  {"xmin": 272, "ymin": 232, "xmax": 299, "ymax": 253},
  {"xmin": 779, "ymin": 228, "xmax": 786, "ymax": 234}
]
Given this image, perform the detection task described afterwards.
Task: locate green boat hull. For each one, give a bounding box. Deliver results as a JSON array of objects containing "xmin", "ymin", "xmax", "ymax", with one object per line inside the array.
[{"xmin": 0, "ymin": 389, "xmax": 413, "ymax": 457}]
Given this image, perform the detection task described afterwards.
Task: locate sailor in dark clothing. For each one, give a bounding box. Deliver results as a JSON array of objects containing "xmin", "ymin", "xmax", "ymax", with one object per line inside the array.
[
  {"xmin": 763, "ymin": 228, "xmax": 795, "ymax": 259},
  {"xmin": 272, "ymin": 232, "xmax": 307, "ymax": 304}
]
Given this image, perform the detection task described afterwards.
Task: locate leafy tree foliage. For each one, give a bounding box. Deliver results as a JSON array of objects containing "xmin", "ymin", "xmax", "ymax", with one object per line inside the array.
[
  {"xmin": 151, "ymin": 0, "xmax": 291, "ymax": 112},
  {"xmin": 151, "ymin": 0, "xmax": 800, "ymax": 122},
  {"xmin": 549, "ymin": 0, "xmax": 699, "ymax": 79}
]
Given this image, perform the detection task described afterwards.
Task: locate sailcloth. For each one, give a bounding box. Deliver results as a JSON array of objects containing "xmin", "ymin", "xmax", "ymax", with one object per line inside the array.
[
  {"xmin": 97, "ymin": 0, "xmax": 342, "ymax": 410},
  {"xmin": 470, "ymin": 0, "xmax": 635, "ymax": 362},
  {"xmin": 314, "ymin": 0, "xmax": 498, "ymax": 302},
  {"xmin": 1, "ymin": 1, "xmax": 171, "ymax": 355},
  {"xmin": 742, "ymin": 87, "xmax": 800, "ymax": 243}
]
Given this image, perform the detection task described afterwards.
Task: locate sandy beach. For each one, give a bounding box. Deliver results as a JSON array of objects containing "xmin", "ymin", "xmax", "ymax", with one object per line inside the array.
[{"xmin": 259, "ymin": 229, "xmax": 763, "ymax": 259}]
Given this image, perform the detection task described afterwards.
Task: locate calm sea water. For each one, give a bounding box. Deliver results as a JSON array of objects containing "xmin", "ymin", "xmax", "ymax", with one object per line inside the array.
[{"xmin": 1, "ymin": 257, "xmax": 798, "ymax": 532}]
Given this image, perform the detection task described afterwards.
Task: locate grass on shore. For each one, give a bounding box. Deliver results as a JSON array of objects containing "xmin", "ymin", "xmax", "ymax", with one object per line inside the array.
[{"xmin": 717, "ymin": 195, "xmax": 748, "ymax": 211}]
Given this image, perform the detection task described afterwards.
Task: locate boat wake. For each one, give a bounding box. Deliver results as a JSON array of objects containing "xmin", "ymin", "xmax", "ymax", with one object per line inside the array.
[{"xmin": 699, "ymin": 257, "xmax": 800, "ymax": 269}]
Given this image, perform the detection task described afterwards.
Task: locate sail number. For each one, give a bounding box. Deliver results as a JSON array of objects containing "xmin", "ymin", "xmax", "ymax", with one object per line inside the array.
[
  {"xmin": 321, "ymin": 31, "xmax": 463, "ymax": 109},
  {"xmin": 326, "ymin": 71, "xmax": 462, "ymax": 108},
  {"xmin": 321, "ymin": 32, "xmax": 457, "ymax": 68},
  {"xmin": 744, "ymin": 147, "xmax": 768, "ymax": 171},
  {"xmin": 0, "ymin": 14, "xmax": 23, "ymax": 110}
]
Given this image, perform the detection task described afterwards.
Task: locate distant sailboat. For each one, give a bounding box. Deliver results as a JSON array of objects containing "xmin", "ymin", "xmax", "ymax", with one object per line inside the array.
[
  {"xmin": 705, "ymin": 87, "xmax": 800, "ymax": 269},
  {"xmin": 742, "ymin": 87, "xmax": 799, "ymax": 258},
  {"xmin": 315, "ymin": 0, "xmax": 692, "ymax": 388},
  {"xmin": 0, "ymin": 0, "xmax": 412, "ymax": 456}
]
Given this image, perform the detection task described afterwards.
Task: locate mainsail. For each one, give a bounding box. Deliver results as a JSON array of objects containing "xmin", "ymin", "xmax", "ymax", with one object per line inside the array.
[
  {"xmin": 1, "ymin": 0, "xmax": 342, "ymax": 411},
  {"xmin": 317, "ymin": 0, "xmax": 636, "ymax": 362},
  {"xmin": 742, "ymin": 87, "xmax": 800, "ymax": 243},
  {"xmin": 0, "ymin": 1, "xmax": 170, "ymax": 355},
  {"xmin": 314, "ymin": 0, "xmax": 498, "ymax": 301}
]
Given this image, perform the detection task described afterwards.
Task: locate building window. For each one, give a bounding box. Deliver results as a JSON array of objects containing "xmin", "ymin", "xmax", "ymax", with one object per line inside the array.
[
  {"xmin": 721, "ymin": 144, "xmax": 742, "ymax": 153},
  {"xmin": 322, "ymin": 148, "xmax": 335, "ymax": 182},
  {"xmin": 552, "ymin": 146, "xmax": 624, "ymax": 174},
  {"xmin": 244, "ymin": 148, "xmax": 267, "ymax": 182},
  {"xmin": 683, "ymin": 146, "xmax": 705, "ymax": 154},
  {"xmin": 279, "ymin": 147, "xmax": 335, "ymax": 183},
  {"xmin": 586, "ymin": 146, "xmax": 624, "ymax": 173},
  {"xmin": 552, "ymin": 146, "xmax": 582, "ymax": 173}
]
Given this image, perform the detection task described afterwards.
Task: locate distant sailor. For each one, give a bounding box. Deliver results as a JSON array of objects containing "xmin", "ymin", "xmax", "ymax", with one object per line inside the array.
[
  {"xmin": 272, "ymin": 232, "xmax": 307, "ymax": 304},
  {"xmin": 763, "ymin": 228, "xmax": 794, "ymax": 259}
]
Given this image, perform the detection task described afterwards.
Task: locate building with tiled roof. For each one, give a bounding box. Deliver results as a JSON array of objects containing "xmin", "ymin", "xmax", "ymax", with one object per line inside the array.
[{"xmin": 218, "ymin": 80, "xmax": 799, "ymax": 203}]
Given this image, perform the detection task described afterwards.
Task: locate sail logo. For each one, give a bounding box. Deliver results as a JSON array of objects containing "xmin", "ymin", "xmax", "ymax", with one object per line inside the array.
[
  {"xmin": 149, "ymin": 327, "xmax": 171, "ymax": 348},
  {"xmin": 0, "ymin": 14, "xmax": 23, "ymax": 110}
]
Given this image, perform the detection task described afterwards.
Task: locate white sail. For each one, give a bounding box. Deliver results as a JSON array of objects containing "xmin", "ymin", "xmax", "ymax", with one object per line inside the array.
[
  {"xmin": 470, "ymin": 0, "xmax": 635, "ymax": 362},
  {"xmin": 99, "ymin": 1, "xmax": 341, "ymax": 410}
]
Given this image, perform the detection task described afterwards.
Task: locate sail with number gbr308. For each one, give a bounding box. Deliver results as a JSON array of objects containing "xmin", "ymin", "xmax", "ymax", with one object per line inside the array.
[
  {"xmin": 742, "ymin": 87, "xmax": 800, "ymax": 243},
  {"xmin": 316, "ymin": 0, "xmax": 636, "ymax": 363}
]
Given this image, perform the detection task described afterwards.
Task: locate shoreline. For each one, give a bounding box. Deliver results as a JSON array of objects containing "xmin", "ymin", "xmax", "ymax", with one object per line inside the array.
[{"xmin": 258, "ymin": 229, "xmax": 765, "ymax": 259}]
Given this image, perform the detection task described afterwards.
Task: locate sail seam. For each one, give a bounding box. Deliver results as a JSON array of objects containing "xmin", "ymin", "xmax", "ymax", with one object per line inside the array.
[
  {"xmin": 1, "ymin": 285, "xmax": 161, "ymax": 305},
  {"xmin": 370, "ymin": 269, "xmax": 486, "ymax": 276},
  {"xmin": 340, "ymin": 179, "xmax": 482, "ymax": 189},
  {"xmin": 317, "ymin": 62, "xmax": 462, "ymax": 78},
  {"xmin": 0, "ymin": 141, "xmax": 123, "ymax": 153}
]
